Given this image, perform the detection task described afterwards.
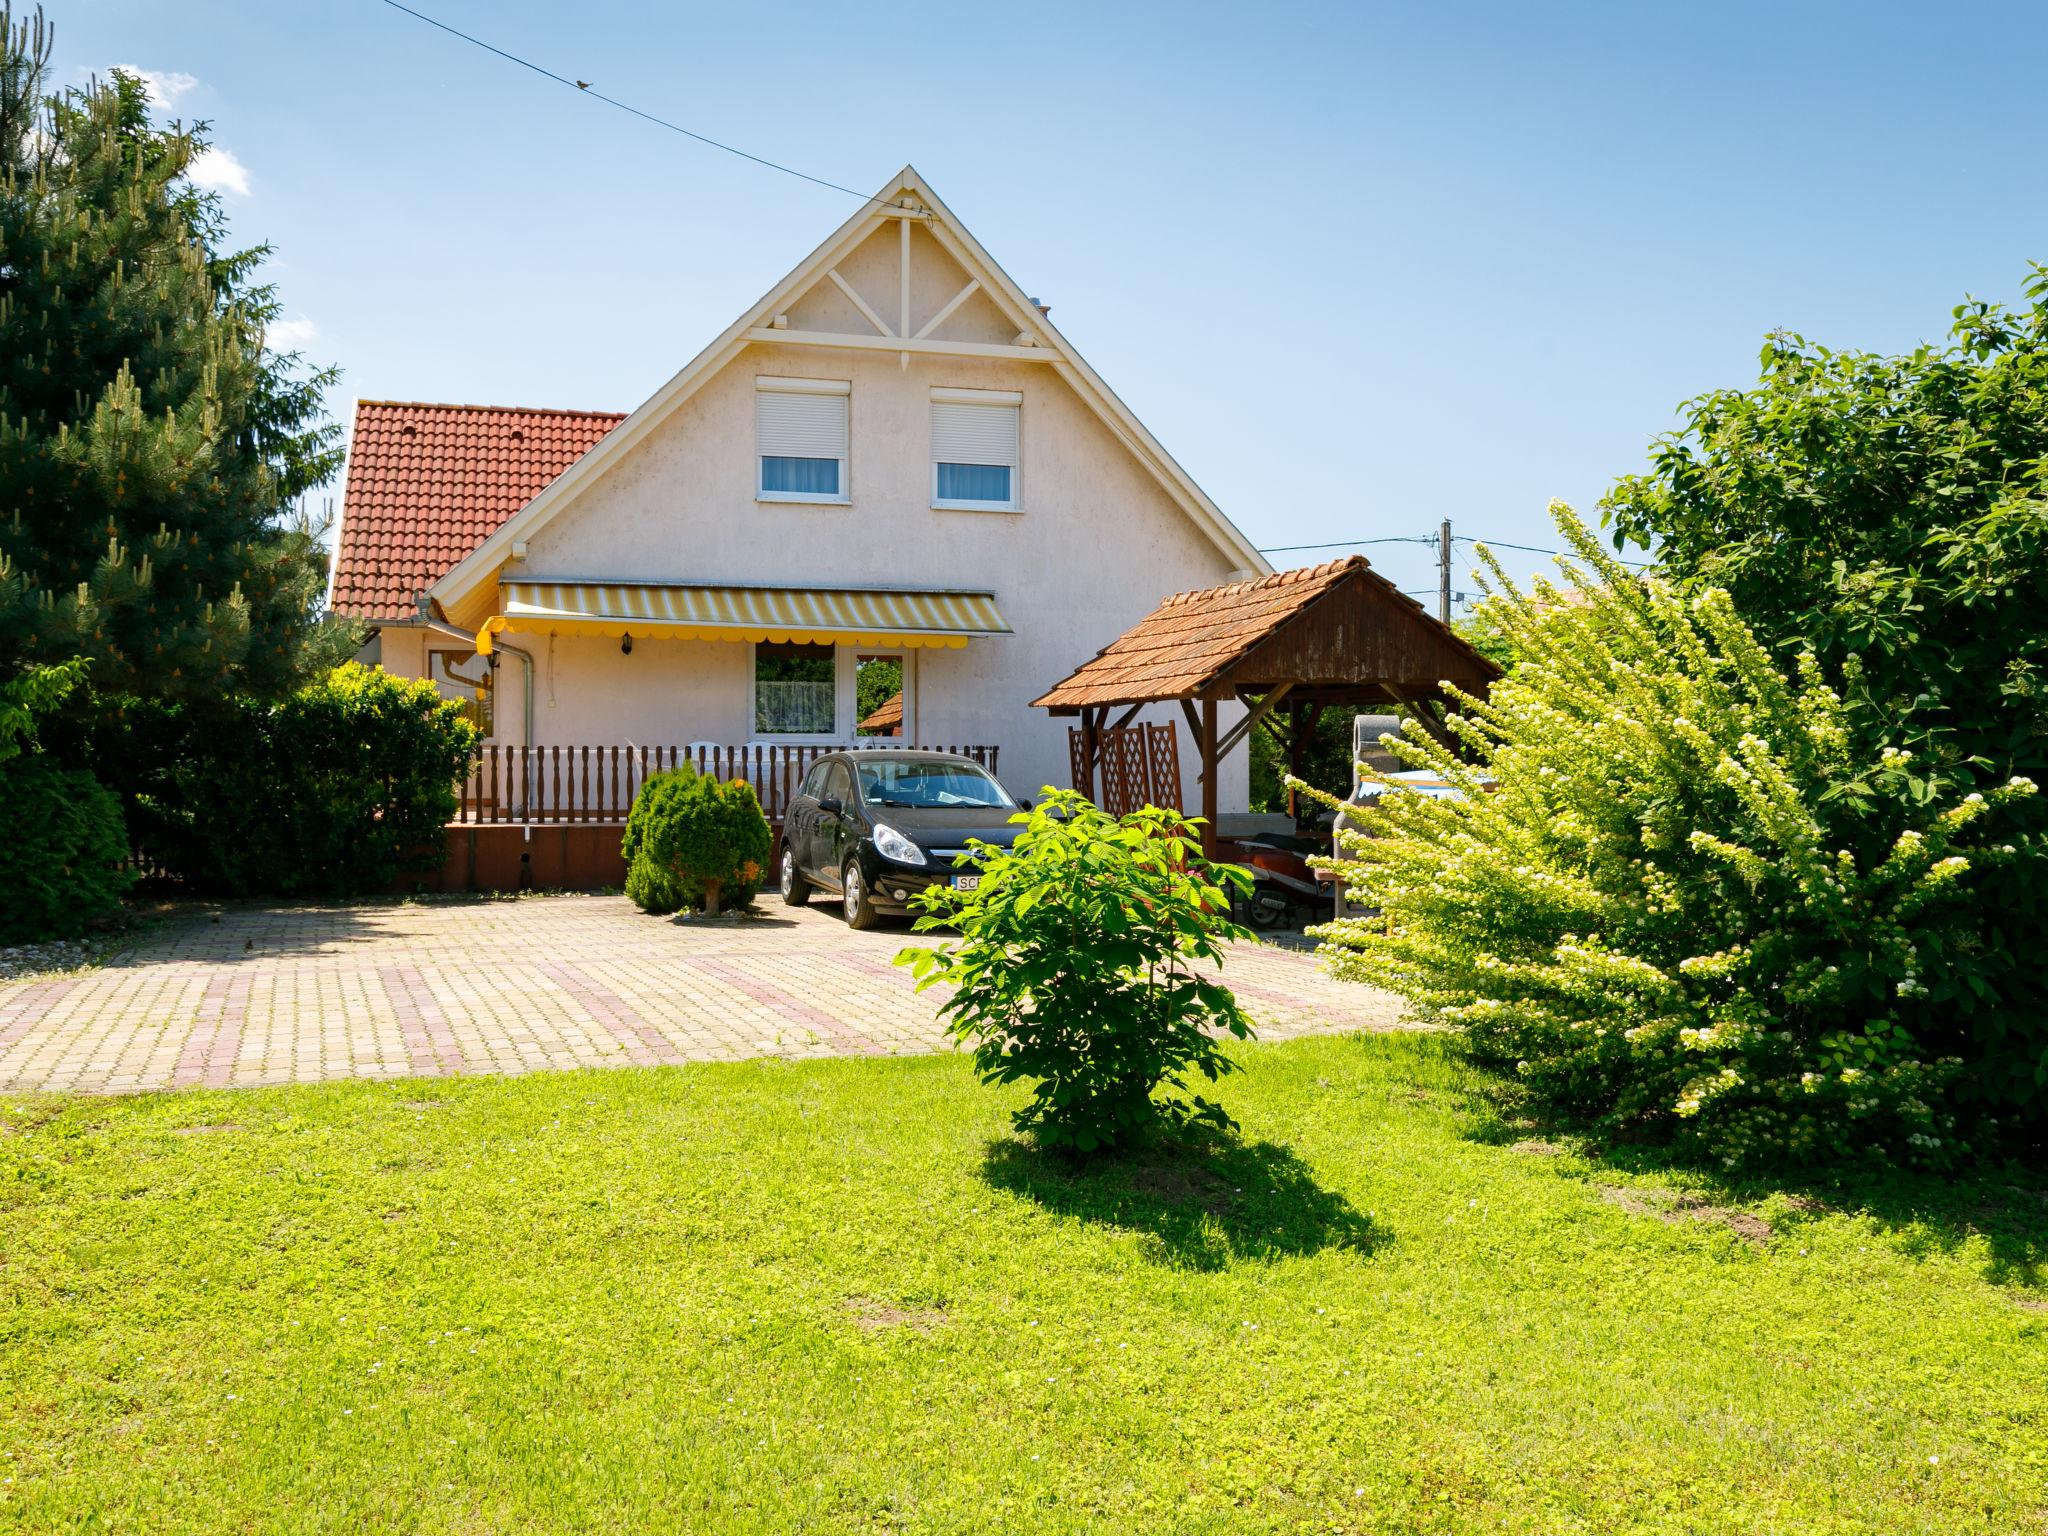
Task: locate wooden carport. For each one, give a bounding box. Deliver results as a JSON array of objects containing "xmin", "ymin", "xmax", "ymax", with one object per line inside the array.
[{"xmin": 1031, "ymin": 557, "xmax": 1500, "ymax": 855}]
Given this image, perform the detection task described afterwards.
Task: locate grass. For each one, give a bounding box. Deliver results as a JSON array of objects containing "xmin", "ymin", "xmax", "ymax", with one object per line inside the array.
[{"xmin": 2, "ymin": 1034, "xmax": 2044, "ymax": 1535}]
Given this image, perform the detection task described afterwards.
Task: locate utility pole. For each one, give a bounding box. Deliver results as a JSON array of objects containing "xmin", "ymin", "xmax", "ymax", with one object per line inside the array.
[{"xmin": 1438, "ymin": 518, "xmax": 1453, "ymax": 623}]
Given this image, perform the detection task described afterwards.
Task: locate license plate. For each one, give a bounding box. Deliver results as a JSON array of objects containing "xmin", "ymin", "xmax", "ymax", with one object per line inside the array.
[{"xmin": 950, "ymin": 874, "xmax": 980, "ymax": 892}]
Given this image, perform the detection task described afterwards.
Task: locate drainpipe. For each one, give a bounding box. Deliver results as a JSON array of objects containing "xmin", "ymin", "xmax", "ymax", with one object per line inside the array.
[{"xmin": 417, "ymin": 597, "xmax": 535, "ymax": 816}]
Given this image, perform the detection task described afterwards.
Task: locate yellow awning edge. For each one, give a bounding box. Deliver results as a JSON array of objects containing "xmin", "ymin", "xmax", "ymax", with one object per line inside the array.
[{"xmin": 474, "ymin": 581, "xmax": 1010, "ymax": 655}]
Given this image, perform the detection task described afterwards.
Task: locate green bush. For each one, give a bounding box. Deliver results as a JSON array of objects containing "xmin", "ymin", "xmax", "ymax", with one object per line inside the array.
[
  {"xmin": 897, "ymin": 790, "xmax": 1257, "ymax": 1154},
  {"xmin": 1310, "ymin": 507, "xmax": 2037, "ymax": 1171},
  {"xmin": 0, "ymin": 753, "xmax": 134, "ymax": 941},
  {"xmin": 621, "ymin": 767, "xmax": 771, "ymax": 915},
  {"xmin": 1601, "ymin": 268, "xmax": 2048, "ymax": 1117},
  {"xmin": 90, "ymin": 663, "xmax": 478, "ymax": 897}
]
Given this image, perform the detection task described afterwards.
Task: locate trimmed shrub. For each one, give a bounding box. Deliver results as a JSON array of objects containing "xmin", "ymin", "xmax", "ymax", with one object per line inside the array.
[
  {"xmin": 91, "ymin": 663, "xmax": 478, "ymax": 897},
  {"xmin": 622, "ymin": 767, "xmax": 771, "ymax": 915},
  {"xmin": 1309, "ymin": 506, "xmax": 2037, "ymax": 1171},
  {"xmin": 0, "ymin": 753, "xmax": 134, "ymax": 941},
  {"xmin": 897, "ymin": 790, "xmax": 1257, "ymax": 1154}
]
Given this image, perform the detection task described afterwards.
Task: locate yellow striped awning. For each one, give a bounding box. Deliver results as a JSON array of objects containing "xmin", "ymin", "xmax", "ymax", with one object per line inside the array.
[{"xmin": 476, "ymin": 580, "xmax": 1010, "ymax": 654}]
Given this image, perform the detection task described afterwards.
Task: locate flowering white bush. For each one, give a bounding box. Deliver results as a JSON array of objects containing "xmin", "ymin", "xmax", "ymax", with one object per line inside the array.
[{"xmin": 1306, "ymin": 505, "xmax": 2038, "ymax": 1169}]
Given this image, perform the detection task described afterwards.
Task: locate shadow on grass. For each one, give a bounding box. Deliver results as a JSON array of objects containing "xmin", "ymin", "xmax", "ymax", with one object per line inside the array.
[
  {"xmin": 1598, "ymin": 1143, "xmax": 2048, "ymax": 1290},
  {"xmin": 981, "ymin": 1133, "xmax": 1385, "ymax": 1272},
  {"xmin": 1452, "ymin": 1073, "xmax": 2048, "ymax": 1290}
]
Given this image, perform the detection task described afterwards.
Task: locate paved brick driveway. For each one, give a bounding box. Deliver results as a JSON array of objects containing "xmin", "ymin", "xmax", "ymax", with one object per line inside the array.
[{"xmin": 0, "ymin": 895, "xmax": 1412, "ymax": 1096}]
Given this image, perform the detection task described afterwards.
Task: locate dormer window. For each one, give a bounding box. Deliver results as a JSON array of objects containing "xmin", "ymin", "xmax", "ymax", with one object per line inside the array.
[
  {"xmin": 931, "ymin": 387, "xmax": 1021, "ymax": 511},
  {"xmin": 757, "ymin": 377, "xmax": 850, "ymax": 503}
]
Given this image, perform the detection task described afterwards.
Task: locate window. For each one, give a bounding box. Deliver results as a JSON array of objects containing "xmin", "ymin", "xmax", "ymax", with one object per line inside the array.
[
  {"xmin": 931, "ymin": 387, "xmax": 1020, "ymax": 509},
  {"xmin": 854, "ymin": 758, "xmax": 1013, "ymax": 810},
  {"xmin": 754, "ymin": 642, "xmax": 836, "ymax": 735},
  {"xmin": 800, "ymin": 760, "xmax": 832, "ymax": 798},
  {"xmin": 757, "ymin": 377, "xmax": 849, "ymax": 502},
  {"xmin": 823, "ymin": 761, "xmax": 854, "ymax": 804},
  {"xmin": 428, "ymin": 650, "xmax": 493, "ymax": 737}
]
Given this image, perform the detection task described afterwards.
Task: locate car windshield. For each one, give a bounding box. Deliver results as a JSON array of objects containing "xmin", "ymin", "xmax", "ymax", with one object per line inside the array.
[{"xmin": 856, "ymin": 759, "xmax": 1015, "ymax": 810}]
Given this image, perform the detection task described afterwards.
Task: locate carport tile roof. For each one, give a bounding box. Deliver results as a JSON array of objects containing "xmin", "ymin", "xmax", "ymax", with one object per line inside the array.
[
  {"xmin": 1031, "ymin": 556, "xmax": 1432, "ymax": 709},
  {"xmin": 330, "ymin": 400, "xmax": 626, "ymax": 622}
]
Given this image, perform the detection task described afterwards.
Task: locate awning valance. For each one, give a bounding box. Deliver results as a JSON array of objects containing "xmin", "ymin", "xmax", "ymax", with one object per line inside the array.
[{"xmin": 475, "ymin": 580, "xmax": 1010, "ymax": 654}]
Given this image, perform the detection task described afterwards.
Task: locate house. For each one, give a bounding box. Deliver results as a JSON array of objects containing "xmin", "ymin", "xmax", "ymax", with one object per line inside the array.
[{"xmin": 328, "ymin": 167, "xmax": 1271, "ymax": 831}]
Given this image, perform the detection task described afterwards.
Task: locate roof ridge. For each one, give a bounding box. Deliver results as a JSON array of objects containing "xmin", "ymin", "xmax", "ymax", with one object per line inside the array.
[
  {"xmin": 1158, "ymin": 554, "xmax": 1365, "ymax": 608},
  {"xmin": 355, "ymin": 399, "xmax": 630, "ymax": 420}
]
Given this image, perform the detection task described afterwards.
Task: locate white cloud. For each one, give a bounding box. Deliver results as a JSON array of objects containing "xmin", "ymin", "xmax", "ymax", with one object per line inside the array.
[
  {"xmin": 110, "ymin": 64, "xmax": 198, "ymax": 109},
  {"xmin": 189, "ymin": 144, "xmax": 250, "ymax": 197},
  {"xmin": 266, "ymin": 316, "xmax": 318, "ymax": 352}
]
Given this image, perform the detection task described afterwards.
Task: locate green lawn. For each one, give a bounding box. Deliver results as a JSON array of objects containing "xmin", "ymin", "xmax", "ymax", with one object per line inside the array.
[{"xmin": 3, "ymin": 1034, "xmax": 2043, "ymax": 1535}]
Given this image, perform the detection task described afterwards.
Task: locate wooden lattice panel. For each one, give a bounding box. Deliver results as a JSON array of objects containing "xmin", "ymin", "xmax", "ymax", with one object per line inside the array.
[
  {"xmin": 1068, "ymin": 725, "xmax": 1092, "ymax": 799},
  {"xmin": 1143, "ymin": 721, "xmax": 1182, "ymax": 814}
]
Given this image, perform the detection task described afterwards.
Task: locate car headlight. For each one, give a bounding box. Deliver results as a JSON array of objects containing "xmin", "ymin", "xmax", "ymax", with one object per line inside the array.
[{"xmin": 871, "ymin": 823, "xmax": 926, "ymax": 867}]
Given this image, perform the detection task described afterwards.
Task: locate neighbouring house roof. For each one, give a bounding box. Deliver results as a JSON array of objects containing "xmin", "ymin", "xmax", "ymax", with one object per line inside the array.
[
  {"xmin": 425, "ymin": 165, "xmax": 1271, "ymax": 628},
  {"xmin": 1031, "ymin": 556, "xmax": 1499, "ymax": 713},
  {"xmin": 329, "ymin": 401, "xmax": 626, "ymax": 622},
  {"xmin": 858, "ymin": 691, "xmax": 904, "ymax": 733}
]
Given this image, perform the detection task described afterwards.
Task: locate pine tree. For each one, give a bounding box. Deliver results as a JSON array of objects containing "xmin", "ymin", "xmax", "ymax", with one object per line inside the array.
[{"xmin": 0, "ymin": 3, "xmax": 348, "ymax": 701}]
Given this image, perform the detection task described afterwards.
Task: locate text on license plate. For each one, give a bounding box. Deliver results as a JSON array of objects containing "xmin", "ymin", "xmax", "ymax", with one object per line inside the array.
[{"xmin": 950, "ymin": 874, "xmax": 981, "ymax": 891}]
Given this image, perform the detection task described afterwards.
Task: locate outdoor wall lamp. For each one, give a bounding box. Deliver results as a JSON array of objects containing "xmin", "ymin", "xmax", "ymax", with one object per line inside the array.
[{"xmin": 620, "ymin": 633, "xmax": 633, "ymax": 656}]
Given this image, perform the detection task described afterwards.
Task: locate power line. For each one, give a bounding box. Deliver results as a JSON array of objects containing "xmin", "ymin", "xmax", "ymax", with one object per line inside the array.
[
  {"xmin": 1260, "ymin": 531, "xmax": 1653, "ymax": 568},
  {"xmin": 1255, "ymin": 536, "xmax": 1436, "ymax": 553},
  {"xmin": 371, "ymin": 0, "xmax": 902, "ymax": 210},
  {"xmin": 1453, "ymin": 533, "xmax": 1655, "ymax": 568}
]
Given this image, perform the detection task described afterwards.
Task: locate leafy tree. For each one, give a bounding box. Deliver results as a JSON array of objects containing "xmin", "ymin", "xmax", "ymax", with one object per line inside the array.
[
  {"xmin": 898, "ymin": 791, "xmax": 1256, "ymax": 1154},
  {"xmin": 0, "ymin": 4, "xmax": 349, "ymax": 704},
  {"xmin": 0, "ymin": 654, "xmax": 78, "ymax": 763},
  {"xmin": 1249, "ymin": 706, "xmax": 1352, "ymax": 813},
  {"xmin": 1311, "ymin": 508, "xmax": 2036, "ymax": 1169},
  {"xmin": 1603, "ymin": 269, "xmax": 2048, "ymax": 1114}
]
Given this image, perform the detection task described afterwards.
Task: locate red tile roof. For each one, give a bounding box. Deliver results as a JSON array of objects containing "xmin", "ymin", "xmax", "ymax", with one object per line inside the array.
[
  {"xmin": 1031, "ymin": 556, "xmax": 1497, "ymax": 710},
  {"xmin": 858, "ymin": 690, "xmax": 904, "ymax": 733},
  {"xmin": 329, "ymin": 400, "xmax": 626, "ymax": 622}
]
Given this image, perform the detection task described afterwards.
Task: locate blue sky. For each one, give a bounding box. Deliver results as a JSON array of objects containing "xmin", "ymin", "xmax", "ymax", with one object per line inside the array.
[{"xmin": 44, "ymin": 0, "xmax": 2048, "ymax": 608}]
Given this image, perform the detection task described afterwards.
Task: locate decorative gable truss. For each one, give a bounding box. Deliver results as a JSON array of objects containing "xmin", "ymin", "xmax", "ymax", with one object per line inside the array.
[
  {"xmin": 763, "ymin": 195, "xmax": 1047, "ymax": 365},
  {"xmin": 429, "ymin": 166, "xmax": 1268, "ymax": 631}
]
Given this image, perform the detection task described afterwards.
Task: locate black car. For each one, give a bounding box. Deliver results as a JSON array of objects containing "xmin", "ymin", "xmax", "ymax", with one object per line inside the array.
[{"xmin": 779, "ymin": 750, "xmax": 1027, "ymax": 929}]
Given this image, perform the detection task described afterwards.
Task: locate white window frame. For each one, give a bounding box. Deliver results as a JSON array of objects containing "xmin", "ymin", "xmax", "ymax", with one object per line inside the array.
[
  {"xmin": 930, "ymin": 386, "xmax": 1022, "ymax": 513},
  {"xmin": 757, "ymin": 376, "xmax": 851, "ymax": 506}
]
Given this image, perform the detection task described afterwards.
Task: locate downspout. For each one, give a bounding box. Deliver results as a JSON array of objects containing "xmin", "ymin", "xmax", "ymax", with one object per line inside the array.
[{"xmin": 418, "ymin": 596, "xmax": 535, "ymax": 816}]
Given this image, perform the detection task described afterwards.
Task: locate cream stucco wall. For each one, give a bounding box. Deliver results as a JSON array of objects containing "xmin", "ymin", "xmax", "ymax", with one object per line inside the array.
[
  {"xmin": 388, "ymin": 221, "xmax": 1253, "ymax": 811},
  {"xmin": 501, "ymin": 339, "xmax": 1246, "ymax": 808}
]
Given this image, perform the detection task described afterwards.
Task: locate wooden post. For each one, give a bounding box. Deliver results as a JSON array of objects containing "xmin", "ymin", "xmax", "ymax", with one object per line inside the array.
[
  {"xmin": 1079, "ymin": 706, "xmax": 1101, "ymax": 802},
  {"xmin": 1200, "ymin": 696, "xmax": 1219, "ymax": 860},
  {"xmin": 1284, "ymin": 700, "xmax": 1301, "ymax": 821}
]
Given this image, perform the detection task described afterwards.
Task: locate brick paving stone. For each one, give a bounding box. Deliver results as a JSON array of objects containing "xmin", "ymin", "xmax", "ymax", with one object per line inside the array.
[{"xmin": 0, "ymin": 896, "xmax": 1414, "ymax": 1096}]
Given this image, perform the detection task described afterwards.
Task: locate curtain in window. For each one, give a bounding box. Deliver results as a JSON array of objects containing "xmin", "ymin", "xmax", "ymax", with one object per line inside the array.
[
  {"xmin": 935, "ymin": 462, "xmax": 1011, "ymax": 502},
  {"xmin": 761, "ymin": 455, "xmax": 842, "ymax": 495},
  {"xmin": 755, "ymin": 642, "xmax": 836, "ymax": 734}
]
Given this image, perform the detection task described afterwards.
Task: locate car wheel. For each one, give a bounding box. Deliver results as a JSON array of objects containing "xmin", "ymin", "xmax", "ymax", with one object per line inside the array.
[
  {"xmin": 841, "ymin": 857, "xmax": 881, "ymax": 931},
  {"xmin": 779, "ymin": 844, "xmax": 810, "ymax": 907}
]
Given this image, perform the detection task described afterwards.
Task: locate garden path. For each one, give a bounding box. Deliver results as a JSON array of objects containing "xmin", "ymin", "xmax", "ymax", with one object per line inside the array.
[{"xmin": 0, "ymin": 896, "xmax": 1412, "ymax": 1095}]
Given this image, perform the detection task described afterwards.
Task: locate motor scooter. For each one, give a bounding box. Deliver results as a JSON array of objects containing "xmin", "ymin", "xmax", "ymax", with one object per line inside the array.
[{"xmin": 1226, "ymin": 828, "xmax": 1331, "ymax": 930}]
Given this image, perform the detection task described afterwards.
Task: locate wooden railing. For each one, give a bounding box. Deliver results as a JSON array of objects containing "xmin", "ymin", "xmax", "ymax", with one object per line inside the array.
[{"xmin": 453, "ymin": 742, "xmax": 1001, "ymax": 827}]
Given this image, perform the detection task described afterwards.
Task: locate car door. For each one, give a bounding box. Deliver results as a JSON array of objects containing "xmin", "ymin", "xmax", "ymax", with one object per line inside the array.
[
  {"xmin": 813, "ymin": 759, "xmax": 856, "ymax": 884},
  {"xmin": 786, "ymin": 760, "xmax": 826, "ymax": 877}
]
